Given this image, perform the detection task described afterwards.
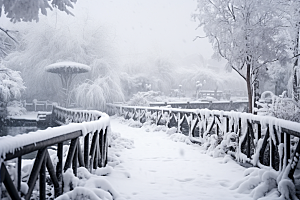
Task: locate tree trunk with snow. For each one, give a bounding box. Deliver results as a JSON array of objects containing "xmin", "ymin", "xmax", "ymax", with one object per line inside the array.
[
  {"xmin": 293, "ymin": 23, "xmax": 300, "ymax": 102},
  {"xmin": 246, "ymin": 63, "xmax": 253, "ymax": 113}
]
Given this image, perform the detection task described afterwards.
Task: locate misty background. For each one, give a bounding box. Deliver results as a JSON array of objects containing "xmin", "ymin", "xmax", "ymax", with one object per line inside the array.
[{"xmin": 0, "ymin": 0, "xmax": 247, "ymax": 109}]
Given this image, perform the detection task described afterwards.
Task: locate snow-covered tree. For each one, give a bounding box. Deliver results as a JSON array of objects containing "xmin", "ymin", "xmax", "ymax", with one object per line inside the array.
[
  {"xmin": 0, "ymin": 0, "xmax": 78, "ymax": 60},
  {"xmin": 73, "ymin": 73, "xmax": 124, "ymax": 111},
  {"xmin": 194, "ymin": 0, "xmax": 288, "ymax": 113},
  {"xmin": 4, "ymin": 11, "xmax": 118, "ymax": 102},
  {"xmin": 121, "ymin": 57, "xmax": 176, "ymax": 98},
  {"xmin": 0, "ymin": 64, "xmax": 25, "ymax": 119},
  {"xmin": 0, "ymin": 64, "xmax": 24, "ymax": 102},
  {"xmin": 282, "ymin": 0, "xmax": 300, "ymax": 102},
  {"xmin": 0, "ymin": 0, "xmax": 77, "ymax": 23}
]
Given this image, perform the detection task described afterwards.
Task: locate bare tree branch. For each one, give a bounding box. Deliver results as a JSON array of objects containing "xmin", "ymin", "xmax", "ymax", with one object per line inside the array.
[
  {"xmin": 232, "ymin": 65, "xmax": 247, "ymax": 81},
  {"xmin": 0, "ymin": 27, "xmax": 18, "ymax": 44},
  {"xmin": 193, "ymin": 35, "xmax": 208, "ymax": 41}
]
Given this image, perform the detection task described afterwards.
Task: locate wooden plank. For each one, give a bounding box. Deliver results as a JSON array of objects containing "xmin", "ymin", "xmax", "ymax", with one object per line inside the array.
[
  {"xmin": 77, "ymin": 141, "xmax": 84, "ymax": 167},
  {"xmin": 5, "ymin": 130, "xmax": 82, "ymax": 161},
  {"xmin": 288, "ymin": 141, "xmax": 300, "ymax": 180},
  {"xmin": 257, "ymin": 123, "xmax": 261, "ymax": 139},
  {"xmin": 84, "ymin": 133, "xmax": 90, "ymax": 169},
  {"xmin": 285, "ymin": 133, "xmax": 291, "ymax": 169},
  {"xmin": 40, "ymin": 156, "xmax": 46, "ymax": 200},
  {"xmin": 73, "ymin": 143, "xmax": 78, "ymax": 176},
  {"xmin": 191, "ymin": 118, "xmax": 199, "ymax": 137},
  {"xmin": 45, "ymin": 151, "xmax": 59, "ymax": 189},
  {"xmin": 17, "ymin": 156, "xmax": 21, "ymax": 192},
  {"xmin": 89, "ymin": 131, "xmax": 99, "ymax": 171},
  {"xmin": 103, "ymin": 128, "xmax": 108, "ymax": 166},
  {"xmin": 56, "ymin": 142, "xmax": 63, "ymax": 197},
  {"xmin": 259, "ymin": 127, "xmax": 270, "ymax": 165},
  {"xmin": 1, "ymin": 162, "xmax": 21, "ymax": 200},
  {"xmin": 64, "ymin": 138, "xmax": 78, "ymax": 172},
  {"xmin": 25, "ymin": 148, "xmax": 47, "ymax": 200}
]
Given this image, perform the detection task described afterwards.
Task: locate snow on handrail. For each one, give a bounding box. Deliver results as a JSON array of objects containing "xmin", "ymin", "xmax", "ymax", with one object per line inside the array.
[
  {"xmin": 107, "ymin": 103, "xmax": 300, "ymax": 135},
  {"xmin": 0, "ymin": 106, "xmax": 110, "ymax": 160}
]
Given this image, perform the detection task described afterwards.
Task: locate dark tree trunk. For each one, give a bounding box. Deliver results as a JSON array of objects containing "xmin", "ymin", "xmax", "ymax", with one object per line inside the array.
[
  {"xmin": 246, "ymin": 63, "xmax": 252, "ymax": 113},
  {"xmin": 293, "ymin": 23, "xmax": 300, "ymax": 102}
]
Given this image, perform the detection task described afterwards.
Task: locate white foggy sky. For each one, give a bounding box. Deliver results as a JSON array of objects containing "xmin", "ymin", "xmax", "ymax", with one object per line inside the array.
[{"xmin": 74, "ymin": 0, "xmax": 214, "ymax": 63}]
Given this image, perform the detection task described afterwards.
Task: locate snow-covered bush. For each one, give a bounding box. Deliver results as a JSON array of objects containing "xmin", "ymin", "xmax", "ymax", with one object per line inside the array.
[
  {"xmin": 6, "ymin": 100, "xmax": 26, "ymax": 116},
  {"xmin": 0, "ymin": 65, "xmax": 25, "ymax": 119},
  {"xmin": 211, "ymin": 132, "xmax": 238, "ymax": 158},
  {"xmin": 127, "ymin": 119, "xmax": 143, "ymax": 128},
  {"xmin": 0, "ymin": 66, "xmax": 25, "ymax": 103},
  {"xmin": 256, "ymin": 91, "xmax": 300, "ymax": 122},
  {"xmin": 127, "ymin": 90, "xmax": 163, "ymax": 106},
  {"xmin": 74, "ymin": 76, "xmax": 124, "ymax": 111}
]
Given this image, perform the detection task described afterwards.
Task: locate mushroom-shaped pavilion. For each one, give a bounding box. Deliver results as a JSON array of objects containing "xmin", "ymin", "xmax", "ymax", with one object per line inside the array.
[{"xmin": 45, "ymin": 61, "xmax": 91, "ymax": 107}]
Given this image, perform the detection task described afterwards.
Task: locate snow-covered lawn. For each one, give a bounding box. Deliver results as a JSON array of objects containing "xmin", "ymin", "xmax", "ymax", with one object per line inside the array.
[{"xmin": 106, "ymin": 116, "xmax": 253, "ymax": 200}]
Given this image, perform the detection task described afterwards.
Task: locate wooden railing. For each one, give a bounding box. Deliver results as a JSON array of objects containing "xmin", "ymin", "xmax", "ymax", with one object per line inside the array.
[
  {"xmin": 0, "ymin": 106, "xmax": 110, "ymax": 200},
  {"xmin": 149, "ymin": 100, "xmax": 248, "ymax": 111},
  {"xmin": 107, "ymin": 104, "xmax": 300, "ymax": 183},
  {"xmin": 22, "ymin": 100, "xmax": 57, "ymax": 112}
]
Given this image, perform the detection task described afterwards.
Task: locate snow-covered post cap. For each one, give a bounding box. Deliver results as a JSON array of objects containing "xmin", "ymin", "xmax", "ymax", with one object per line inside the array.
[{"xmin": 45, "ymin": 61, "xmax": 91, "ymax": 74}]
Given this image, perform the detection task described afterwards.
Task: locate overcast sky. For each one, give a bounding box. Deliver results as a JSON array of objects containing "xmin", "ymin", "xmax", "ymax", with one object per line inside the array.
[{"xmin": 74, "ymin": 0, "xmax": 214, "ymax": 63}]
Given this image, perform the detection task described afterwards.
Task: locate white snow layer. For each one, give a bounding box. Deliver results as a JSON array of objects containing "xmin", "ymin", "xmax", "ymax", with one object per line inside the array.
[
  {"xmin": 105, "ymin": 116, "xmax": 299, "ymax": 200},
  {"xmin": 45, "ymin": 61, "xmax": 91, "ymax": 73},
  {"xmin": 0, "ymin": 111, "xmax": 110, "ymax": 159}
]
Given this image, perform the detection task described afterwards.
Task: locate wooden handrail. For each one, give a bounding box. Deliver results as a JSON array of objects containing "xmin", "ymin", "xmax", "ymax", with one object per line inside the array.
[
  {"xmin": 0, "ymin": 106, "xmax": 110, "ymax": 200},
  {"xmin": 107, "ymin": 103, "xmax": 300, "ymax": 184}
]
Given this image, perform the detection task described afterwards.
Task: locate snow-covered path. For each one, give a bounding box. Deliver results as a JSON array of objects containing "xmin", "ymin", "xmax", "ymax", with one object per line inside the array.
[{"xmin": 106, "ymin": 117, "xmax": 253, "ymax": 200}]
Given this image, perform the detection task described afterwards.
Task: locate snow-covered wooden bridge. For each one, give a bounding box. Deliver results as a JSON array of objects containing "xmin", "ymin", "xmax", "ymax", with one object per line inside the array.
[{"xmin": 1, "ymin": 103, "xmax": 300, "ymax": 199}]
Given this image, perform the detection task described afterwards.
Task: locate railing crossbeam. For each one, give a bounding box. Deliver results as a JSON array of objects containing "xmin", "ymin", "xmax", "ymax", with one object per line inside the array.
[
  {"xmin": 56, "ymin": 142, "xmax": 63, "ymax": 197},
  {"xmin": 1, "ymin": 162, "xmax": 21, "ymax": 200},
  {"xmin": 25, "ymin": 148, "xmax": 47, "ymax": 200},
  {"xmin": 64, "ymin": 138, "xmax": 79, "ymax": 173},
  {"xmin": 84, "ymin": 134, "xmax": 90, "ymax": 169}
]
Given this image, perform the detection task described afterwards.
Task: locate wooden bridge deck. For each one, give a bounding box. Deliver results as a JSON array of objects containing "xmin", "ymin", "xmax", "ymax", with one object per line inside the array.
[{"xmin": 107, "ymin": 118, "xmax": 253, "ymax": 200}]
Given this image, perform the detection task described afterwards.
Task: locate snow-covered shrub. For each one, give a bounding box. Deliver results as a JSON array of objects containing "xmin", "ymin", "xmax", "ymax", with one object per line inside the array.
[
  {"xmin": 127, "ymin": 90, "xmax": 163, "ymax": 106},
  {"xmin": 166, "ymin": 127, "xmax": 177, "ymax": 135},
  {"xmin": 0, "ymin": 66, "xmax": 25, "ymax": 102},
  {"xmin": 74, "ymin": 76, "xmax": 124, "ymax": 111},
  {"xmin": 128, "ymin": 119, "xmax": 143, "ymax": 128},
  {"xmin": 6, "ymin": 100, "xmax": 26, "ymax": 116},
  {"xmin": 212, "ymin": 132, "xmax": 238, "ymax": 158},
  {"xmin": 0, "ymin": 65, "xmax": 25, "ymax": 119},
  {"xmin": 256, "ymin": 91, "xmax": 300, "ymax": 122},
  {"xmin": 57, "ymin": 167, "xmax": 125, "ymax": 200},
  {"xmin": 169, "ymin": 133, "xmax": 192, "ymax": 145},
  {"xmin": 231, "ymin": 167, "xmax": 298, "ymax": 200},
  {"xmin": 153, "ymin": 125, "xmax": 168, "ymax": 132}
]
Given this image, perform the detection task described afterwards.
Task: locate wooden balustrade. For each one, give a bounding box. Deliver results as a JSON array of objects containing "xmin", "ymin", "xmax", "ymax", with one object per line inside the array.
[
  {"xmin": 149, "ymin": 100, "xmax": 248, "ymax": 111},
  {"xmin": 107, "ymin": 103, "xmax": 300, "ymax": 182},
  {"xmin": 0, "ymin": 106, "xmax": 110, "ymax": 200}
]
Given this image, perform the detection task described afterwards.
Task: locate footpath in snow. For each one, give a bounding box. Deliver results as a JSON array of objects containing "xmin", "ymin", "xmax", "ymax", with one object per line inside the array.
[{"xmin": 105, "ymin": 116, "xmax": 253, "ymax": 200}]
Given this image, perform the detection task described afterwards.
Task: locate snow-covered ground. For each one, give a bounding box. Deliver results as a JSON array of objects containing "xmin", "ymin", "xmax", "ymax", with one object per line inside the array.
[
  {"xmin": 2, "ymin": 114, "xmax": 295, "ymax": 200},
  {"xmin": 105, "ymin": 116, "xmax": 253, "ymax": 200}
]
